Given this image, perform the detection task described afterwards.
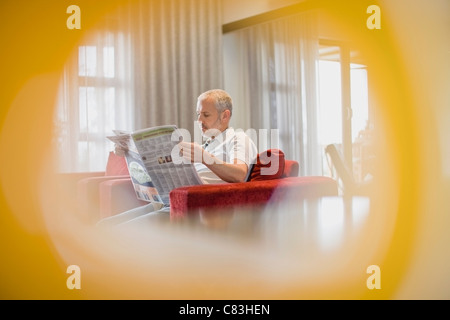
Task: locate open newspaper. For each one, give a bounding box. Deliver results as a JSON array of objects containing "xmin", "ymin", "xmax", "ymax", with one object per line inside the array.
[{"xmin": 107, "ymin": 125, "xmax": 202, "ymax": 206}]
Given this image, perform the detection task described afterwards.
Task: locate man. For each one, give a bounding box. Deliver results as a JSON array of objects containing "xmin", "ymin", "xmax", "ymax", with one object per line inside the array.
[
  {"xmin": 97, "ymin": 89, "xmax": 257, "ymax": 226},
  {"xmin": 180, "ymin": 89, "xmax": 257, "ymax": 184}
]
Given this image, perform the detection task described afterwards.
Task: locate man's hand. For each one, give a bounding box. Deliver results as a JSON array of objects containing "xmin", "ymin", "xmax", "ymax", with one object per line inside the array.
[
  {"xmin": 178, "ymin": 141, "xmax": 206, "ymax": 163},
  {"xmin": 114, "ymin": 144, "xmax": 128, "ymax": 157}
]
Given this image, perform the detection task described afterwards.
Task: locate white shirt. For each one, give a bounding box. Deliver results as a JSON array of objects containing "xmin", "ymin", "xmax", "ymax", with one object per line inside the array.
[{"xmin": 194, "ymin": 127, "xmax": 258, "ymax": 184}]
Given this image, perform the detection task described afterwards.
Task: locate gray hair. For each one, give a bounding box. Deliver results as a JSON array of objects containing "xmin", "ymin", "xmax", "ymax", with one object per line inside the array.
[{"xmin": 198, "ymin": 89, "xmax": 233, "ymax": 116}]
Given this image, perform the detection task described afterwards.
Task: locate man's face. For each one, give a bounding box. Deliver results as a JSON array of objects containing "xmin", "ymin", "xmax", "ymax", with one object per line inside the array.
[{"xmin": 196, "ymin": 98, "xmax": 225, "ymax": 137}]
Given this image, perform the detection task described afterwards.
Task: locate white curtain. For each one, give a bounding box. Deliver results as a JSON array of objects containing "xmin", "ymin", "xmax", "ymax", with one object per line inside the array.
[
  {"xmin": 55, "ymin": 0, "xmax": 223, "ymax": 172},
  {"xmin": 224, "ymin": 11, "xmax": 320, "ymax": 176},
  {"xmin": 130, "ymin": 0, "xmax": 223, "ymax": 131}
]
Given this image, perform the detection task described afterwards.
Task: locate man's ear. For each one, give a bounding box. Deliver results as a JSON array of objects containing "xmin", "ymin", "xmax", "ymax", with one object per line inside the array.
[{"xmin": 221, "ymin": 109, "xmax": 231, "ymax": 122}]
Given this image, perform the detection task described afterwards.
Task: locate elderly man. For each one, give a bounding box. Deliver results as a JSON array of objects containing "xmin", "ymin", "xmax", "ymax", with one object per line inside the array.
[
  {"xmin": 97, "ymin": 89, "xmax": 257, "ymax": 226},
  {"xmin": 180, "ymin": 89, "xmax": 257, "ymax": 184}
]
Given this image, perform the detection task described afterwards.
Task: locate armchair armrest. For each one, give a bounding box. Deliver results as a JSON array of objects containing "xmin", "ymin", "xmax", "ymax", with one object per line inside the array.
[
  {"xmin": 77, "ymin": 175, "xmax": 130, "ymax": 223},
  {"xmin": 169, "ymin": 176, "xmax": 338, "ymax": 218},
  {"xmin": 56, "ymin": 171, "xmax": 105, "ymax": 196},
  {"xmin": 99, "ymin": 178, "xmax": 148, "ymax": 219}
]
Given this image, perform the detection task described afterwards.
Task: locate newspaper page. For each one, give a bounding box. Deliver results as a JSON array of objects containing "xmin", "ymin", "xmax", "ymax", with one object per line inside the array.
[
  {"xmin": 131, "ymin": 125, "xmax": 203, "ymax": 205},
  {"xmin": 106, "ymin": 129, "xmax": 137, "ymax": 153},
  {"xmin": 108, "ymin": 125, "xmax": 203, "ymax": 206},
  {"xmin": 107, "ymin": 130, "xmax": 162, "ymax": 203}
]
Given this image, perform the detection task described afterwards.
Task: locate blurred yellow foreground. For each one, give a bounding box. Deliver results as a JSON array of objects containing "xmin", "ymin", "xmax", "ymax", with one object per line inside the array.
[{"xmin": 0, "ymin": 0, "xmax": 449, "ymax": 299}]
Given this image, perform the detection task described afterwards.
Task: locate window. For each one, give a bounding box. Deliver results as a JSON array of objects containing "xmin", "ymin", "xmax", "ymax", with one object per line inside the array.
[{"xmin": 55, "ymin": 31, "xmax": 133, "ymax": 172}]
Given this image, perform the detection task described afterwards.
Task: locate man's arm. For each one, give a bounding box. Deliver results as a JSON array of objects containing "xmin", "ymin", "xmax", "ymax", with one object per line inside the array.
[
  {"xmin": 178, "ymin": 141, "xmax": 249, "ymax": 183},
  {"xmin": 114, "ymin": 145, "xmax": 127, "ymax": 157},
  {"xmin": 202, "ymin": 157, "xmax": 248, "ymax": 183}
]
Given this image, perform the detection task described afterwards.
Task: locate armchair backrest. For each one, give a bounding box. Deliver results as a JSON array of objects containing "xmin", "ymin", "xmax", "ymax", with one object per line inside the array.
[{"xmin": 105, "ymin": 151, "xmax": 130, "ymax": 176}]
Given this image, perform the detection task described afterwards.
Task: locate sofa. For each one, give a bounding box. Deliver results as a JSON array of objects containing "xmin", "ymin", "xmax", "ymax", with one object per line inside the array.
[{"xmin": 71, "ymin": 149, "xmax": 338, "ymax": 222}]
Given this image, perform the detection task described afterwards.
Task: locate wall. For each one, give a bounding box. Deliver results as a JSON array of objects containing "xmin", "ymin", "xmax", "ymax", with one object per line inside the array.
[{"xmin": 221, "ymin": 0, "xmax": 305, "ymax": 24}]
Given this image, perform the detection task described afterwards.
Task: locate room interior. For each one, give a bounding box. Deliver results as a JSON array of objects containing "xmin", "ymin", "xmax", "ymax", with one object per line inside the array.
[{"xmin": 0, "ymin": 0, "xmax": 449, "ymax": 300}]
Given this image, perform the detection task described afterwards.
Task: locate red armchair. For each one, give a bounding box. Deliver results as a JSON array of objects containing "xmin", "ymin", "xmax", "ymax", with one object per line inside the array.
[
  {"xmin": 169, "ymin": 150, "xmax": 338, "ymax": 218},
  {"xmin": 70, "ymin": 152, "xmax": 146, "ymax": 223},
  {"xmin": 73, "ymin": 149, "xmax": 338, "ymax": 222}
]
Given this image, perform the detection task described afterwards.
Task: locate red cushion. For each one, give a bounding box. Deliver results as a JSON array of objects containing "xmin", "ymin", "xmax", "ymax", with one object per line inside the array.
[
  {"xmin": 248, "ymin": 149, "xmax": 285, "ymax": 181},
  {"xmin": 282, "ymin": 160, "xmax": 299, "ymax": 178},
  {"xmin": 105, "ymin": 151, "xmax": 129, "ymax": 176}
]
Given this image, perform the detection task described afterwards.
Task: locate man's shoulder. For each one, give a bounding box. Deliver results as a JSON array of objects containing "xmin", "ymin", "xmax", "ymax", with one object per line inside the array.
[
  {"xmin": 226, "ymin": 128, "xmax": 254, "ymax": 143},
  {"xmin": 227, "ymin": 127, "xmax": 251, "ymax": 138}
]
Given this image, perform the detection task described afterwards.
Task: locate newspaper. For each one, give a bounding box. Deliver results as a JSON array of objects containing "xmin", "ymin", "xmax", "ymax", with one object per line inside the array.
[{"xmin": 107, "ymin": 125, "xmax": 203, "ymax": 206}]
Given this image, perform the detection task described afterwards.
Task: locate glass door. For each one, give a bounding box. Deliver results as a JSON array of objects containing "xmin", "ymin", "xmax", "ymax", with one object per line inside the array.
[
  {"xmin": 317, "ymin": 43, "xmax": 343, "ymax": 177},
  {"xmin": 317, "ymin": 41, "xmax": 371, "ymax": 184}
]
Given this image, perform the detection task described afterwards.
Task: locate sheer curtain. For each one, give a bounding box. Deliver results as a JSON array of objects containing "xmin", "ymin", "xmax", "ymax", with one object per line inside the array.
[
  {"xmin": 130, "ymin": 0, "xmax": 223, "ymax": 131},
  {"xmin": 224, "ymin": 11, "xmax": 320, "ymax": 176},
  {"xmin": 55, "ymin": 0, "xmax": 223, "ymax": 172}
]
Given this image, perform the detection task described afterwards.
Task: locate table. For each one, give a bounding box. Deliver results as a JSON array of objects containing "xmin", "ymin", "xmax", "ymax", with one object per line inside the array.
[{"xmin": 57, "ymin": 195, "xmax": 394, "ymax": 299}]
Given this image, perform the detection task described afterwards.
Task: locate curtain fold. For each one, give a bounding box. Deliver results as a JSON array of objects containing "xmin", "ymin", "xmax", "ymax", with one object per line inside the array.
[
  {"xmin": 224, "ymin": 11, "xmax": 320, "ymax": 176},
  {"xmin": 131, "ymin": 0, "xmax": 223, "ymax": 132},
  {"xmin": 56, "ymin": 0, "xmax": 223, "ymax": 172}
]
